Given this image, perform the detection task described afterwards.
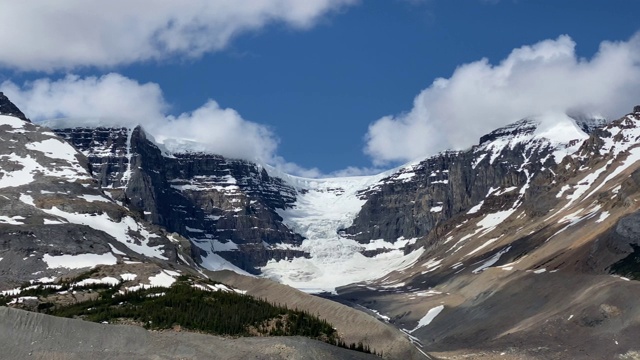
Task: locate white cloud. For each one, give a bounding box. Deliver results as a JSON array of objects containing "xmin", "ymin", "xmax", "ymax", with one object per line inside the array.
[
  {"xmin": 0, "ymin": 73, "xmax": 382, "ymax": 178},
  {"xmin": 1, "ymin": 74, "xmax": 279, "ymax": 163},
  {"xmin": 0, "ymin": 0, "xmax": 357, "ymax": 71},
  {"xmin": 365, "ymin": 33, "xmax": 640, "ymax": 165}
]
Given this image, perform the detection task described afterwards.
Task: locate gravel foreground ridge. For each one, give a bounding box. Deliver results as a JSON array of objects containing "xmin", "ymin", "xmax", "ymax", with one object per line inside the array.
[{"xmin": 0, "ymin": 306, "xmax": 381, "ymax": 360}]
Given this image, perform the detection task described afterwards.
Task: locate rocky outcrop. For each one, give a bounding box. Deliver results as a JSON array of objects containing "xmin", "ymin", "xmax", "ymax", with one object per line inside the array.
[
  {"xmin": 55, "ymin": 126, "xmax": 305, "ymax": 273},
  {"xmin": 0, "ymin": 99, "xmax": 193, "ymax": 289},
  {"xmin": 0, "ymin": 92, "xmax": 28, "ymax": 121},
  {"xmin": 343, "ymin": 119, "xmax": 561, "ymax": 243}
]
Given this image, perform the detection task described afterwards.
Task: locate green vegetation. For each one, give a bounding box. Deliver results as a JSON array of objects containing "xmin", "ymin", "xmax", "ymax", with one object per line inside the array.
[
  {"xmin": 610, "ymin": 244, "xmax": 640, "ymax": 280},
  {"xmin": 31, "ymin": 276, "xmax": 379, "ymax": 356}
]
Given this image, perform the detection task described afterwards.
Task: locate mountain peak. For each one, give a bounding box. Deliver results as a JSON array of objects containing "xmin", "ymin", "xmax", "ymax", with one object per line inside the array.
[
  {"xmin": 634, "ymin": 105, "xmax": 640, "ymax": 113},
  {"xmin": 0, "ymin": 92, "xmax": 29, "ymax": 122}
]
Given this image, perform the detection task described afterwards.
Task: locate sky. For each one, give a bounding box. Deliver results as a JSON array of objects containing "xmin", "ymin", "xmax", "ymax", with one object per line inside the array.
[{"xmin": 1, "ymin": 0, "xmax": 640, "ymax": 177}]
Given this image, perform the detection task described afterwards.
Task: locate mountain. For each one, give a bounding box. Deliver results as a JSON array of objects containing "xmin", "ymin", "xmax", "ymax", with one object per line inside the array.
[
  {"xmin": 334, "ymin": 110, "xmax": 640, "ymax": 359},
  {"xmin": 5, "ymin": 89, "xmax": 640, "ymax": 358},
  {"xmin": 0, "ymin": 94, "xmax": 424, "ymax": 360},
  {"xmin": 0, "ymin": 99, "xmax": 195, "ymax": 291}
]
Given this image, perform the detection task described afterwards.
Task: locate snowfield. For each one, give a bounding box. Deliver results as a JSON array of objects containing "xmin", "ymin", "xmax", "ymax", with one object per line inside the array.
[{"xmin": 261, "ymin": 172, "xmax": 425, "ymax": 293}]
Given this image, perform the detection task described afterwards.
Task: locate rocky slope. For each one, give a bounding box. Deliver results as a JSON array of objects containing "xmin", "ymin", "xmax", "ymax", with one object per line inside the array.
[
  {"xmin": 0, "ymin": 306, "xmax": 380, "ymax": 360},
  {"xmin": 54, "ymin": 126, "xmax": 305, "ymax": 273},
  {"xmin": 7, "ymin": 88, "xmax": 640, "ymax": 358},
  {"xmin": 331, "ymin": 109, "xmax": 640, "ymax": 359},
  {"xmin": 0, "ymin": 94, "xmax": 423, "ymax": 359},
  {"xmin": 0, "ymin": 98, "xmax": 198, "ymax": 290}
]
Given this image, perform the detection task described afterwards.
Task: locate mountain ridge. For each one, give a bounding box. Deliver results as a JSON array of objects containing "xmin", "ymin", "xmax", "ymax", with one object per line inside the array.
[{"xmin": 6, "ymin": 90, "xmax": 640, "ymax": 358}]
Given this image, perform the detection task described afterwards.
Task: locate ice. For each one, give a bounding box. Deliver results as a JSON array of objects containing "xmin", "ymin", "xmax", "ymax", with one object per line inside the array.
[
  {"xmin": 42, "ymin": 253, "xmax": 117, "ymax": 269},
  {"xmin": 262, "ymin": 245, "xmax": 423, "ymax": 294},
  {"xmin": 124, "ymin": 270, "xmax": 177, "ymax": 292},
  {"xmin": 8, "ymin": 296, "xmax": 38, "ymax": 305},
  {"xmin": 0, "ymin": 215, "xmax": 25, "ymax": 225},
  {"xmin": 409, "ymin": 305, "xmax": 445, "ymax": 333},
  {"xmin": 472, "ymin": 246, "xmax": 511, "ymax": 274},
  {"xmin": 494, "ymin": 187, "xmax": 517, "ymax": 196},
  {"xmin": 120, "ymin": 128, "xmax": 133, "ymax": 186},
  {"xmin": 362, "ymin": 307, "xmax": 390, "ymax": 321},
  {"xmin": 0, "ymin": 154, "xmax": 38, "ymax": 188},
  {"xmin": 44, "ymin": 218, "xmax": 66, "ymax": 224},
  {"xmin": 467, "ymin": 201, "xmax": 484, "ymax": 215},
  {"xmin": 477, "ymin": 114, "xmax": 588, "ymax": 168},
  {"xmin": 73, "ymin": 276, "xmax": 121, "ymax": 287},
  {"xmin": 196, "ymin": 249, "xmax": 252, "ymax": 276},
  {"xmin": 0, "ymin": 115, "xmax": 27, "ymax": 129},
  {"xmin": 421, "ymin": 258, "xmax": 443, "ymax": 274},
  {"xmin": 77, "ymin": 194, "xmax": 111, "ymax": 203},
  {"xmin": 596, "ymin": 211, "xmax": 610, "ymax": 223},
  {"xmin": 396, "ymin": 172, "xmax": 416, "ymax": 181},
  {"xmin": 585, "ymin": 147, "xmax": 640, "ymax": 200},
  {"xmin": 108, "ymin": 244, "xmax": 126, "ymax": 255},
  {"xmin": 20, "ymin": 194, "xmax": 168, "ymax": 260},
  {"xmin": 362, "ymin": 237, "xmax": 417, "ymax": 251},
  {"xmin": 556, "ymin": 185, "xmax": 571, "ymax": 198},
  {"xmin": 149, "ymin": 271, "xmax": 176, "ymax": 287},
  {"xmin": 25, "ymin": 138, "xmax": 79, "ymax": 162},
  {"xmin": 534, "ymin": 114, "xmax": 589, "ymax": 162},
  {"xmin": 259, "ymin": 171, "xmax": 425, "ymax": 293},
  {"xmin": 120, "ymin": 273, "xmax": 137, "ymax": 281},
  {"xmin": 192, "ymin": 283, "xmax": 236, "ymax": 293},
  {"xmin": 410, "ymin": 290, "xmax": 442, "ymax": 297},
  {"xmin": 211, "ymin": 240, "xmax": 239, "ymax": 251},
  {"xmin": 467, "ymin": 236, "xmax": 503, "ymax": 256},
  {"xmin": 476, "ymin": 209, "xmax": 517, "ymax": 236}
]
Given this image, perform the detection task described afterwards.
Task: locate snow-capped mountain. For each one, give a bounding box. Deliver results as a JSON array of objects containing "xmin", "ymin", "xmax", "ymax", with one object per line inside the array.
[
  {"xmin": 6, "ymin": 89, "xmax": 640, "ymax": 358},
  {"xmin": 333, "ymin": 107, "xmax": 640, "ymax": 358},
  {"xmin": 0, "ymin": 92, "xmax": 195, "ymax": 291},
  {"xmin": 44, "ymin": 110, "xmax": 626, "ymax": 297}
]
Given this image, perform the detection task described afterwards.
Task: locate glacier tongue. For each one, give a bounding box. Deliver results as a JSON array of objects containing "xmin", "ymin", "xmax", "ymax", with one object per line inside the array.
[{"xmin": 261, "ymin": 173, "xmax": 424, "ymax": 294}]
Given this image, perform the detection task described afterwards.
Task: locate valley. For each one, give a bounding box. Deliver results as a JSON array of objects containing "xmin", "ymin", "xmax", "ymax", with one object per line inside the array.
[{"xmin": 2, "ymin": 92, "xmax": 640, "ymax": 359}]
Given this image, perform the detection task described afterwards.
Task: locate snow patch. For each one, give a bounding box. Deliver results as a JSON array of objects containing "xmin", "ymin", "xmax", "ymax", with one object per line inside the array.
[
  {"xmin": 409, "ymin": 305, "xmax": 445, "ymax": 333},
  {"xmin": 0, "ymin": 215, "xmax": 25, "ymax": 225},
  {"xmin": 596, "ymin": 211, "xmax": 610, "ymax": 223},
  {"xmin": 42, "ymin": 253, "xmax": 117, "ymax": 269},
  {"xmin": 472, "ymin": 247, "xmax": 511, "ymax": 274}
]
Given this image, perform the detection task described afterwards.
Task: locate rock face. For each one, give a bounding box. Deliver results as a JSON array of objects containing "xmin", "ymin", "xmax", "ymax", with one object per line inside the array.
[
  {"xmin": 50, "ymin": 114, "xmax": 599, "ymax": 281},
  {"xmin": 8, "ymin": 93, "xmax": 640, "ymax": 358},
  {"xmin": 0, "ymin": 96, "xmax": 421, "ymax": 359},
  {"xmin": 0, "ymin": 92, "xmax": 28, "ymax": 121},
  {"xmin": 331, "ymin": 109, "xmax": 640, "ymax": 359},
  {"xmin": 343, "ymin": 118, "xmax": 573, "ymax": 243},
  {"xmin": 55, "ymin": 126, "xmax": 305, "ymax": 273},
  {"xmin": 0, "ymin": 100, "xmax": 192, "ymax": 289}
]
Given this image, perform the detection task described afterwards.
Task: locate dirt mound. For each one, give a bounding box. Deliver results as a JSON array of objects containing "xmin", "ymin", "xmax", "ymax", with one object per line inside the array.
[{"xmin": 0, "ymin": 306, "xmax": 379, "ymax": 360}]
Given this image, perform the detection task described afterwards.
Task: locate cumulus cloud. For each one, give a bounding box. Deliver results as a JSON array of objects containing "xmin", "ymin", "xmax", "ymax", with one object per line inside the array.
[
  {"xmin": 0, "ymin": 73, "xmax": 384, "ymax": 177},
  {"xmin": 0, "ymin": 0, "xmax": 357, "ymax": 71},
  {"xmin": 365, "ymin": 33, "xmax": 640, "ymax": 165},
  {"xmin": 0, "ymin": 74, "xmax": 279, "ymax": 163}
]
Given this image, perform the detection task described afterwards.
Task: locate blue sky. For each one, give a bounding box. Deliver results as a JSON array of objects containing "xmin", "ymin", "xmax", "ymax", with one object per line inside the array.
[{"xmin": 1, "ymin": 0, "xmax": 640, "ymax": 176}]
